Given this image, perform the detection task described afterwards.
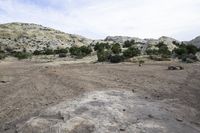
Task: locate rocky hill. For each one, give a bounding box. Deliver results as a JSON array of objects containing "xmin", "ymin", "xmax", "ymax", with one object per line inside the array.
[
  {"xmin": 104, "ymin": 36, "xmax": 179, "ymax": 52},
  {"xmin": 0, "ymin": 22, "xmax": 92, "ymax": 52},
  {"xmin": 189, "ymin": 36, "xmax": 200, "ymax": 48},
  {"xmin": 0, "ymin": 22, "xmax": 199, "ymax": 53}
]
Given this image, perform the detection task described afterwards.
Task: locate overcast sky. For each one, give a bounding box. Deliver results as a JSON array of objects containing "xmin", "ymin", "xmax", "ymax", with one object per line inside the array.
[{"xmin": 0, "ymin": 0, "xmax": 200, "ymax": 40}]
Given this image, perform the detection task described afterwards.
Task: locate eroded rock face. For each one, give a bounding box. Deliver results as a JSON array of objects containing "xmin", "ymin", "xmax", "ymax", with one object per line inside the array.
[{"xmin": 16, "ymin": 90, "xmax": 200, "ymax": 133}]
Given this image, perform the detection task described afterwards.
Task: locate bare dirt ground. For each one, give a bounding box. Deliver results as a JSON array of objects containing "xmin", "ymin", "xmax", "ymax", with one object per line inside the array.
[{"xmin": 0, "ymin": 60, "xmax": 200, "ymax": 132}]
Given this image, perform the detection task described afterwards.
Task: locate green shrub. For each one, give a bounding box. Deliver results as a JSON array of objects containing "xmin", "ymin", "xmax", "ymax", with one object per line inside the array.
[
  {"xmin": 94, "ymin": 42, "xmax": 110, "ymax": 51},
  {"xmin": 186, "ymin": 44, "xmax": 198, "ymax": 54},
  {"xmin": 173, "ymin": 44, "xmax": 198, "ymax": 61},
  {"xmin": 43, "ymin": 48, "xmax": 55, "ymax": 55},
  {"xmin": 97, "ymin": 50, "xmax": 111, "ymax": 62},
  {"xmin": 157, "ymin": 42, "xmax": 171, "ymax": 56},
  {"xmin": 110, "ymin": 54, "xmax": 124, "ymax": 63},
  {"xmin": 123, "ymin": 40, "xmax": 135, "ymax": 48},
  {"xmin": 123, "ymin": 47, "xmax": 140, "ymax": 58},
  {"xmin": 69, "ymin": 46, "xmax": 81, "ymax": 57},
  {"xmin": 14, "ymin": 52, "xmax": 32, "ymax": 60},
  {"xmin": 79, "ymin": 46, "xmax": 92, "ymax": 55},
  {"xmin": 33, "ymin": 50, "xmax": 44, "ymax": 55},
  {"xmin": 54, "ymin": 48, "xmax": 68, "ymax": 54},
  {"xmin": 173, "ymin": 47, "xmax": 187, "ymax": 58},
  {"xmin": 111, "ymin": 43, "xmax": 121, "ymax": 54},
  {"xmin": 69, "ymin": 46, "xmax": 92, "ymax": 58}
]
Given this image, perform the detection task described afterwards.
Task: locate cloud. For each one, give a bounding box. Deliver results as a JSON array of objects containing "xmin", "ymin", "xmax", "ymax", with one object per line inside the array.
[{"xmin": 0, "ymin": 0, "xmax": 200, "ymax": 40}]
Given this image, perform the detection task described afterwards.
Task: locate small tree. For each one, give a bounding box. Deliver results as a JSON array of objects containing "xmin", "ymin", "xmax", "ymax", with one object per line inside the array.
[
  {"xmin": 111, "ymin": 43, "xmax": 121, "ymax": 54},
  {"xmin": 123, "ymin": 47, "xmax": 140, "ymax": 58},
  {"xmin": 97, "ymin": 50, "xmax": 111, "ymax": 62},
  {"xmin": 94, "ymin": 42, "xmax": 110, "ymax": 51},
  {"xmin": 123, "ymin": 40, "xmax": 135, "ymax": 48},
  {"xmin": 157, "ymin": 42, "xmax": 171, "ymax": 56},
  {"xmin": 110, "ymin": 54, "xmax": 124, "ymax": 63},
  {"xmin": 79, "ymin": 46, "xmax": 92, "ymax": 56},
  {"xmin": 186, "ymin": 44, "xmax": 198, "ymax": 54}
]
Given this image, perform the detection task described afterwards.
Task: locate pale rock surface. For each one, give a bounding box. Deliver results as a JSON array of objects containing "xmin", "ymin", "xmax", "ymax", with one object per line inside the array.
[{"xmin": 16, "ymin": 90, "xmax": 200, "ymax": 133}]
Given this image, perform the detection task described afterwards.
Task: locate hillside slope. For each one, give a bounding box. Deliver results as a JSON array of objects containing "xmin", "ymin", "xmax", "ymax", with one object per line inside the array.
[
  {"xmin": 189, "ymin": 36, "xmax": 200, "ymax": 48},
  {"xmin": 0, "ymin": 22, "xmax": 92, "ymax": 52}
]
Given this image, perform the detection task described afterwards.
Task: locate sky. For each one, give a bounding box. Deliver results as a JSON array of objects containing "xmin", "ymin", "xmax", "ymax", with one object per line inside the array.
[{"xmin": 0, "ymin": 0, "xmax": 200, "ymax": 41}]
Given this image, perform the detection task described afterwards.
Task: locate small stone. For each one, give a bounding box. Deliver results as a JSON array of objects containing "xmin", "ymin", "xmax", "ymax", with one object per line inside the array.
[
  {"xmin": 176, "ymin": 118, "xmax": 183, "ymax": 122},
  {"xmin": 120, "ymin": 128, "xmax": 126, "ymax": 131}
]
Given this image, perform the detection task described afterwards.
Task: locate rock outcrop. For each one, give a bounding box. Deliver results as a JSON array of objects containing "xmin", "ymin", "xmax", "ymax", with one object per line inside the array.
[{"xmin": 104, "ymin": 36, "xmax": 179, "ymax": 52}]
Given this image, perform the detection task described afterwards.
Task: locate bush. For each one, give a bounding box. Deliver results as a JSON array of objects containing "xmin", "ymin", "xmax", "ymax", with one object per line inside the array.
[
  {"xmin": 123, "ymin": 40, "xmax": 135, "ymax": 48},
  {"xmin": 33, "ymin": 50, "xmax": 44, "ymax": 55},
  {"xmin": 173, "ymin": 44, "xmax": 198, "ymax": 61},
  {"xmin": 54, "ymin": 48, "xmax": 68, "ymax": 54},
  {"xmin": 14, "ymin": 52, "xmax": 32, "ymax": 60},
  {"xmin": 94, "ymin": 42, "xmax": 110, "ymax": 51},
  {"xmin": 181, "ymin": 54, "xmax": 198, "ymax": 63},
  {"xmin": 110, "ymin": 54, "xmax": 124, "ymax": 63},
  {"xmin": 79, "ymin": 46, "xmax": 92, "ymax": 55},
  {"xmin": 69, "ymin": 46, "xmax": 92, "ymax": 58},
  {"xmin": 186, "ymin": 45, "xmax": 198, "ymax": 55},
  {"xmin": 123, "ymin": 47, "xmax": 140, "ymax": 58},
  {"xmin": 111, "ymin": 43, "xmax": 121, "ymax": 54},
  {"xmin": 58, "ymin": 53, "xmax": 67, "ymax": 58},
  {"xmin": 43, "ymin": 48, "xmax": 55, "ymax": 55},
  {"xmin": 173, "ymin": 47, "xmax": 187, "ymax": 58},
  {"xmin": 157, "ymin": 42, "xmax": 171, "ymax": 56},
  {"xmin": 97, "ymin": 50, "xmax": 111, "ymax": 62}
]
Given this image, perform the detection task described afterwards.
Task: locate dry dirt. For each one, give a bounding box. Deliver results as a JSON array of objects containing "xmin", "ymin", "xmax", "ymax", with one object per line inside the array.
[{"xmin": 0, "ymin": 60, "xmax": 200, "ymax": 132}]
